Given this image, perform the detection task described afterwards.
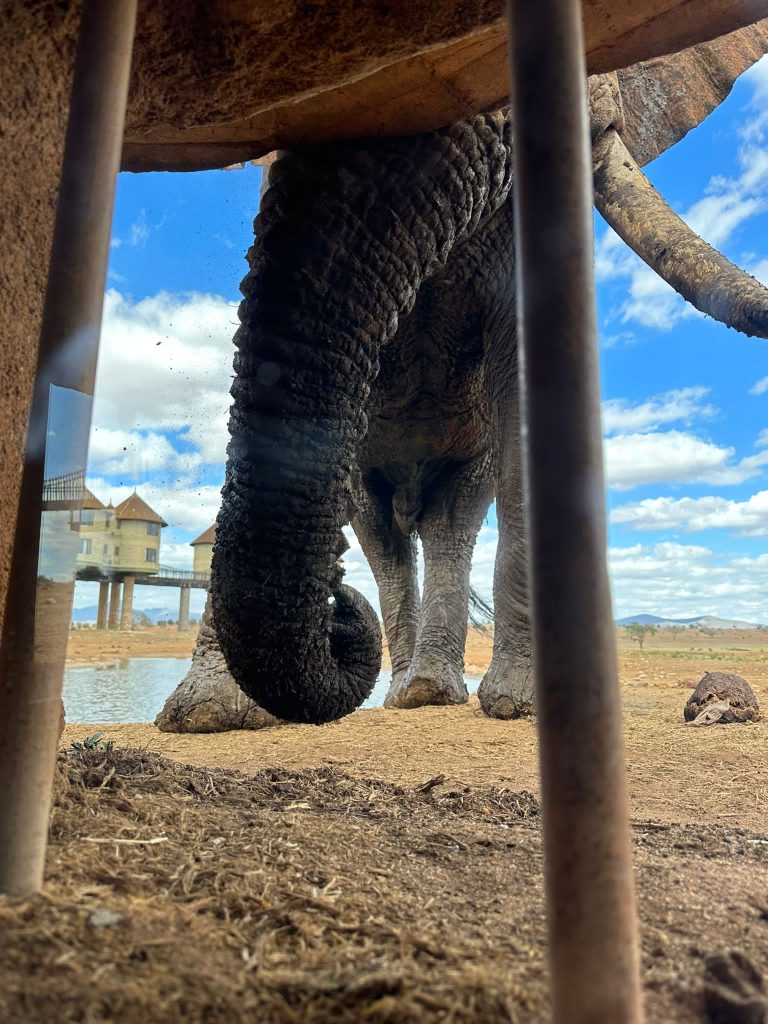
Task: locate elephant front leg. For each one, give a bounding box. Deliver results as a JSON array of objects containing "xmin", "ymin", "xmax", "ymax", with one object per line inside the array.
[
  {"xmin": 389, "ymin": 459, "xmax": 493, "ymax": 709},
  {"xmin": 478, "ymin": 383, "xmax": 534, "ymax": 719},
  {"xmin": 351, "ymin": 476, "xmax": 420, "ymax": 703}
]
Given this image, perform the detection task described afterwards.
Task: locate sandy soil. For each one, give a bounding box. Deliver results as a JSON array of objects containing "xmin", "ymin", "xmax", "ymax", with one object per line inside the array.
[
  {"xmin": 65, "ymin": 623, "xmax": 491, "ymax": 672},
  {"xmin": 66, "ymin": 625, "xmax": 200, "ymax": 667},
  {"xmin": 3, "ymin": 748, "xmax": 766, "ymax": 1024},
  {"xmin": 63, "ymin": 633, "xmax": 768, "ymax": 832},
  {"xmin": 32, "ymin": 628, "xmax": 767, "ymax": 1021}
]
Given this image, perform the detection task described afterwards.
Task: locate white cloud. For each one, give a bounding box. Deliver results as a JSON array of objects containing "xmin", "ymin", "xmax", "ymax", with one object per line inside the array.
[
  {"xmin": 750, "ymin": 374, "xmax": 768, "ymax": 395},
  {"xmin": 85, "ymin": 476, "xmax": 224, "ymax": 538},
  {"xmin": 110, "ymin": 210, "xmax": 151, "ymax": 249},
  {"xmin": 611, "ymin": 489, "xmax": 768, "ymax": 535},
  {"xmin": 750, "ymin": 257, "xmax": 768, "ymax": 286},
  {"xmin": 604, "ymin": 430, "xmax": 768, "ymax": 490},
  {"xmin": 609, "ymin": 540, "xmax": 768, "ymax": 623},
  {"xmin": 602, "ymin": 386, "xmax": 715, "ymax": 434},
  {"xmin": 740, "ymin": 55, "xmax": 768, "ymax": 143},
  {"xmin": 600, "ymin": 330, "xmax": 637, "ymax": 349},
  {"xmin": 596, "ymin": 64, "xmax": 768, "ymax": 332},
  {"xmin": 88, "ymin": 426, "xmax": 185, "ymax": 476},
  {"xmin": 93, "ymin": 289, "xmax": 237, "ymax": 475}
]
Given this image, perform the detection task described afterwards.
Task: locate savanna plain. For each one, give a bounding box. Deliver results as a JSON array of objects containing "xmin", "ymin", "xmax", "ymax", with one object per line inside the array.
[{"xmin": 2, "ymin": 626, "xmax": 766, "ymax": 1023}]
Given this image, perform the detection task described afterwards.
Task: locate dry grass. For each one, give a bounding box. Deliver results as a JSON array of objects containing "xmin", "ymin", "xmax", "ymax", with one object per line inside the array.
[
  {"xmin": 2, "ymin": 747, "xmax": 767, "ymax": 1023},
  {"xmin": 30, "ymin": 630, "xmax": 767, "ymax": 1021},
  {"xmin": 64, "ymin": 681, "xmax": 768, "ymax": 833}
]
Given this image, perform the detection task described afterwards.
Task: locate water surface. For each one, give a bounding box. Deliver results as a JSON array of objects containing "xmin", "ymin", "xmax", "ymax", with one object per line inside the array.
[{"xmin": 63, "ymin": 657, "xmax": 481, "ymax": 723}]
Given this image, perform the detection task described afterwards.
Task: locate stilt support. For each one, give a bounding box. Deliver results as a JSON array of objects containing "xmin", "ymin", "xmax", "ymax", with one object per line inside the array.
[
  {"xmin": 108, "ymin": 581, "xmax": 122, "ymax": 631},
  {"xmin": 120, "ymin": 577, "xmax": 135, "ymax": 631},
  {"xmin": 0, "ymin": 0, "xmax": 137, "ymax": 897},
  {"xmin": 178, "ymin": 586, "xmax": 190, "ymax": 632},
  {"xmin": 507, "ymin": 1, "xmax": 643, "ymax": 1021},
  {"xmin": 96, "ymin": 580, "xmax": 109, "ymax": 630}
]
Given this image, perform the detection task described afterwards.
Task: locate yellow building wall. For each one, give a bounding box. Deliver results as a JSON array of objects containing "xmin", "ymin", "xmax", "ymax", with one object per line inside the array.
[
  {"xmin": 75, "ymin": 509, "xmax": 116, "ymax": 570},
  {"xmin": 192, "ymin": 543, "xmax": 213, "ymax": 578},
  {"xmin": 113, "ymin": 520, "xmax": 161, "ymax": 574}
]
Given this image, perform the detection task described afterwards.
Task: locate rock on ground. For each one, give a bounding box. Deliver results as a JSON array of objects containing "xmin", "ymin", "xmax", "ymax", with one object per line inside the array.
[{"xmin": 684, "ymin": 672, "xmax": 760, "ymax": 725}]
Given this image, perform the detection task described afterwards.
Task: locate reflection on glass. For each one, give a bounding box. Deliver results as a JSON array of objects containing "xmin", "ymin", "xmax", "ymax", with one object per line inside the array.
[{"xmin": 37, "ymin": 385, "xmax": 94, "ymax": 663}]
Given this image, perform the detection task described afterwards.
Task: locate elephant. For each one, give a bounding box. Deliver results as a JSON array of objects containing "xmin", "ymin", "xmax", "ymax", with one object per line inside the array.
[{"xmin": 157, "ymin": 24, "xmax": 768, "ymax": 731}]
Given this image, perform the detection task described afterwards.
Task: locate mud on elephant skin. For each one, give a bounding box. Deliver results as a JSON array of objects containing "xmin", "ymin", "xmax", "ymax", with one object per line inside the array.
[
  {"xmin": 176, "ymin": 25, "xmax": 768, "ymax": 730},
  {"xmin": 156, "ymin": 597, "xmax": 281, "ymax": 733}
]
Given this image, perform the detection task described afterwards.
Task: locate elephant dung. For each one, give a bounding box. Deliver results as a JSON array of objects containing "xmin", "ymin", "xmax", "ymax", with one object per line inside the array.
[{"xmin": 684, "ymin": 672, "xmax": 760, "ymax": 725}]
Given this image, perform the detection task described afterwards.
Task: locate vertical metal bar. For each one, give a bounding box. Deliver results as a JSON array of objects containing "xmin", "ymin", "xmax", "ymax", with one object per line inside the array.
[
  {"xmin": 0, "ymin": 0, "xmax": 137, "ymax": 897},
  {"xmin": 507, "ymin": 2, "xmax": 644, "ymax": 1021}
]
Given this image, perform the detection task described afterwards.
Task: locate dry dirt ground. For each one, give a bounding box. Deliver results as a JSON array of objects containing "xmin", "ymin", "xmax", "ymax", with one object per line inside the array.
[
  {"xmin": 65, "ymin": 623, "xmax": 487, "ymax": 673},
  {"xmin": 66, "ymin": 625, "xmax": 200, "ymax": 667},
  {"xmin": 3, "ymin": 628, "xmax": 765, "ymax": 1022}
]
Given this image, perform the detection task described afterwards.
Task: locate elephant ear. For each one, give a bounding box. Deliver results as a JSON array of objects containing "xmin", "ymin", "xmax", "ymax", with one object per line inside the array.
[{"xmin": 618, "ymin": 19, "xmax": 768, "ymax": 168}]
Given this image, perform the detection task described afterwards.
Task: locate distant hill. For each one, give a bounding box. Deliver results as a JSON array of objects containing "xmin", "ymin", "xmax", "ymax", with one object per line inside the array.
[
  {"xmin": 616, "ymin": 613, "xmax": 764, "ymax": 630},
  {"xmin": 72, "ymin": 605, "xmax": 199, "ymax": 625}
]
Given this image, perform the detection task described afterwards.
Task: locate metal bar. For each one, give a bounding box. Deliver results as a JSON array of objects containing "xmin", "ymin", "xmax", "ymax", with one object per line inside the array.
[
  {"xmin": 0, "ymin": 0, "xmax": 137, "ymax": 897},
  {"xmin": 507, "ymin": 1, "xmax": 644, "ymax": 1021}
]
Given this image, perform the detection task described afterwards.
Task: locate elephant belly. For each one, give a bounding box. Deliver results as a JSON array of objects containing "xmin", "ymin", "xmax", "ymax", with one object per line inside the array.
[
  {"xmin": 361, "ymin": 345, "xmax": 490, "ymax": 467},
  {"xmin": 362, "ymin": 404, "xmax": 489, "ymax": 466}
]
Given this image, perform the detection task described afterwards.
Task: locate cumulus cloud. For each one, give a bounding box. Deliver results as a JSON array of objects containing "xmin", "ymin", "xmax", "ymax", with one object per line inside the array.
[
  {"xmin": 602, "ymin": 386, "xmax": 715, "ymax": 434},
  {"xmin": 85, "ymin": 476, "xmax": 224, "ymax": 538},
  {"xmin": 596, "ymin": 63, "xmax": 768, "ymax": 332},
  {"xmin": 609, "ymin": 540, "xmax": 768, "ymax": 622},
  {"xmin": 605, "ymin": 431, "xmax": 768, "ymax": 490},
  {"xmin": 750, "ymin": 374, "xmax": 768, "ymax": 395},
  {"xmin": 600, "ymin": 385, "xmax": 768, "ymax": 490},
  {"xmin": 610, "ymin": 489, "xmax": 768, "ymax": 535},
  {"xmin": 93, "ymin": 289, "xmax": 238, "ymax": 474},
  {"xmin": 740, "ymin": 54, "xmax": 768, "ymax": 143},
  {"xmin": 88, "ymin": 426, "xmax": 187, "ymax": 476}
]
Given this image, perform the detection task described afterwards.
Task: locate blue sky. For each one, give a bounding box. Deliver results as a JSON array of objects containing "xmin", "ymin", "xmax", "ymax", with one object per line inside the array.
[{"xmin": 75, "ymin": 56, "xmax": 768, "ymax": 621}]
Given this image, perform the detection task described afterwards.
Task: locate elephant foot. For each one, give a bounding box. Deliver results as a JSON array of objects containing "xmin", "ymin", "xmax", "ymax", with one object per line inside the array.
[
  {"xmin": 478, "ymin": 656, "xmax": 534, "ymax": 719},
  {"xmin": 383, "ymin": 669, "xmax": 408, "ymax": 708},
  {"xmin": 385, "ymin": 663, "xmax": 468, "ymax": 709},
  {"xmin": 155, "ymin": 623, "xmax": 281, "ymax": 733}
]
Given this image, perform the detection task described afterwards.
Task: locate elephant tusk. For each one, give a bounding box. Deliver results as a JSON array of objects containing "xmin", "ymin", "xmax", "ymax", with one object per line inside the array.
[{"xmin": 592, "ymin": 127, "xmax": 768, "ymax": 339}]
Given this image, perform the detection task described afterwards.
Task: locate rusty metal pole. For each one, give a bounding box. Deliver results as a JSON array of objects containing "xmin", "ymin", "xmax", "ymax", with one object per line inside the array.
[
  {"xmin": 0, "ymin": 0, "xmax": 137, "ymax": 897},
  {"xmin": 507, "ymin": 1, "xmax": 643, "ymax": 1021}
]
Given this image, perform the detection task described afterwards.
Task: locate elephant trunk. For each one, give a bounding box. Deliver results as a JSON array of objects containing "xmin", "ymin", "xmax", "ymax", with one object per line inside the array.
[
  {"xmin": 593, "ymin": 127, "xmax": 768, "ymax": 338},
  {"xmin": 212, "ymin": 118, "xmax": 513, "ymax": 724}
]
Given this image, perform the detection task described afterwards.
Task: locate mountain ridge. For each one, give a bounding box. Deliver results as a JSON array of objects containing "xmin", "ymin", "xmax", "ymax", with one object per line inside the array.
[{"xmin": 616, "ymin": 613, "xmax": 764, "ymax": 630}]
